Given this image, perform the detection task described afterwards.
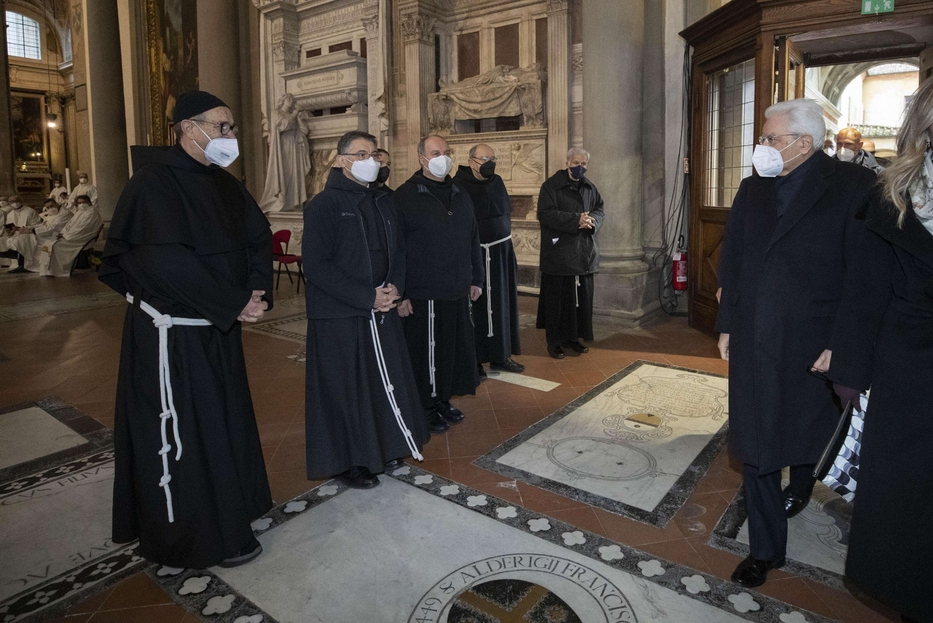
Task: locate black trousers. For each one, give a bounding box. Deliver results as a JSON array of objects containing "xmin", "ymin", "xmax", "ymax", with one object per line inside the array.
[{"xmin": 743, "ymin": 463, "xmax": 815, "ymax": 560}]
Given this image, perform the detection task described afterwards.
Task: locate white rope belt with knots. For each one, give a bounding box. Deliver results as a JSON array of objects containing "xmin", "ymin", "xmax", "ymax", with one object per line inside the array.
[
  {"xmin": 480, "ymin": 235, "xmax": 512, "ymax": 338},
  {"xmin": 369, "ymin": 311, "xmax": 424, "ymax": 461},
  {"xmin": 126, "ymin": 294, "xmax": 212, "ymax": 523},
  {"xmin": 427, "ymin": 300, "xmax": 437, "ymax": 397},
  {"xmin": 574, "ymin": 276, "xmax": 581, "ymax": 308}
]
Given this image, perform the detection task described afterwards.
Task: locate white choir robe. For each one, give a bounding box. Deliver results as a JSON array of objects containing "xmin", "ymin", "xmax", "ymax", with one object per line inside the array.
[
  {"xmin": 49, "ymin": 187, "xmax": 68, "ymax": 206},
  {"xmin": 39, "ymin": 206, "xmax": 102, "ymax": 277},
  {"xmin": 66, "ymin": 182, "xmax": 99, "ymax": 209},
  {"xmin": 21, "ymin": 209, "xmax": 73, "ymax": 271},
  {"xmin": 0, "ymin": 207, "xmax": 41, "ymax": 259}
]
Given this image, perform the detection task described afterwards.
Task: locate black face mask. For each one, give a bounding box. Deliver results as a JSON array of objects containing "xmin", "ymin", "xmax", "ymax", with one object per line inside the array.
[
  {"xmin": 569, "ymin": 165, "xmax": 587, "ymax": 180},
  {"xmin": 376, "ymin": 166, "xmax": 391, "ymax": 184},
  {"xmin": 479, "ymin": 160, "xmax": 496, "ymax": 178}
]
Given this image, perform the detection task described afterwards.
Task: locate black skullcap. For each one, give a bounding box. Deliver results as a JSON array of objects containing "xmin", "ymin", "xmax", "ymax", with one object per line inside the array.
[{"xmin": 172, "ymin": 90, "xmax": 228, "ymax": 124}]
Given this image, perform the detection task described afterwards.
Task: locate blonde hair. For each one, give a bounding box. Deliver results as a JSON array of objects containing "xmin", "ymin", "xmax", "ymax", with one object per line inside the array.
[{"xmin": 880, "ymin": 78, "xmax": 933, "ymax": 227}]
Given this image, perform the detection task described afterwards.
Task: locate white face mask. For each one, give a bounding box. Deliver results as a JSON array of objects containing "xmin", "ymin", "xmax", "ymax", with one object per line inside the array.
[
  {"xmin": 752, "ymin": 136, "xmax": 803, "ymax": 178},
  {"xmin": 76, "ymin": 203, "xmax": 89, "ymax": 210},
  {"xmin": 823, "ymin": 146, "xmax": 836, "ymax": 157},
  {"xmin": 349, "ymin": 157, "xmax": 380, "ymax": 183},
  {"xmin": 836, "ymin": 147, "xmax": 856, "ymax": 162},
  {"xmin": 0, "ymin": 201, "xmax": 7, "ymax": 208},
  {"xmin": 78, "ymin": 178, "xmax": 87, "ymax": 184},
  {"xmin": 424, "ymin": 154, "xmax": 452, "ymax": 178},
  {"xmin": 47, "ymin": 207, "xmax": 59, "ymax": 215},
  {"xmin": 194, "ymin": 124, "xmax": 239, "ymax": 168},
  {"xmin": 11, "ymin": 202, "xmax": 22, "ymax": 209}
]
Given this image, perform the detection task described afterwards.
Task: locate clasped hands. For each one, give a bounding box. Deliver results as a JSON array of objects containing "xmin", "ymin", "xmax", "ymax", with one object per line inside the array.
[
  {"xmin": 238, "ymin": 290, "xmax": 268, "ymax": 323},
  {"xmin": 578, "ymin": 212, "xmax": 595, "ymax": 230},
  {"xmin": 374, "ymin": 283, "xmax": 400, "ymax": 312}
]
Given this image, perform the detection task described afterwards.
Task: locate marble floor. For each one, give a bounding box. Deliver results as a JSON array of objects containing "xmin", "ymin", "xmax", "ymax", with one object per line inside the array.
[{"xmin": 0, "ymin": 273, "xmax": 902, "ymax": 623}]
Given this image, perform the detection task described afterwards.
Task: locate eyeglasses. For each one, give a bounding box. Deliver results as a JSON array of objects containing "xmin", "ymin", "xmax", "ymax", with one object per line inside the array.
[
  {"xmin": 470, "ymin": 156, "xmax": 498, "ymax": 163},
  {"xmin": 196, "ymin": 120, "xmax": 239, "ymax": 136},
  {"xmin": 758, "ymin": 133, "xmax": 799, "ymax": 146},
  {"xmin": 340, "ymin": 151, "xmax": 377, "ymax": 160}
]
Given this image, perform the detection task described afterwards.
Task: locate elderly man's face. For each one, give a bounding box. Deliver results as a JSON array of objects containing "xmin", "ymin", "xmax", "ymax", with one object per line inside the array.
[
  {"xmin": 469, "ymin": 144, "xmax": 496, "ymax": 178},
  {"xmin": 760, "ymin": 114, "xmax": 811, "ymax": 175},
  {"xmin": 421, "ymin": 136, "xmax": 451, "ymax": 163},
  {"xmin": 567, "ymin": 153, "xmax": 588, "ymax": 170},
  {"xmin": 186, "ymin": 106, "xmax": 236, "ymax": 143},
  {"xmin": 835, "ymin": 130, "xmax": 862, "ymax": 154}
]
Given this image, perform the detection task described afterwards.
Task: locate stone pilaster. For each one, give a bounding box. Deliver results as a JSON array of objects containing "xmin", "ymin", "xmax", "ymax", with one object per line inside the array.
[
  {"xmin": 0, "ymin": 2, "xmax": 16, "ymax": 195},
  {"xmin": 256, "ymin": 0, "xmax": 299, "ymax": 141},
  {"xmin": 546, "ymin": 0, "xmax": 570, "ymax": 176},
  {"xmin": 582, "ymin": 0, "xmax": 659, "ymax": 324},
  {"xmin": 362, "ymin": 0, "xmax": 390, "ymax": 147},
  {"xmin": 400, "ymin": 10, "xmax": 435, "ymax": 167}
]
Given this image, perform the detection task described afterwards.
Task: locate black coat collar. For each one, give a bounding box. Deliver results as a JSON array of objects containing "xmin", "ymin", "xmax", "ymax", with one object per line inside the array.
[
  {"xmin": 866, "ymin": 189, "xmax": 933, "ymax": 270},
  {"xmin": 754, "ymin": 151, "xmax": 835, "ymax": 250}
]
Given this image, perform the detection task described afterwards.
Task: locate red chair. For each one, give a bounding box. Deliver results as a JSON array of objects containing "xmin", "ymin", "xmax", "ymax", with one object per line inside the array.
[{"xmin": 272, "ymin": 229, "xmax": 304, "ymax": 293}]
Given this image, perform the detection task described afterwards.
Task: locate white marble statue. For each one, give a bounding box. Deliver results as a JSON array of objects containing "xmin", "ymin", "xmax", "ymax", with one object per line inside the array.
[{"xmin": 260, "ymin": 93, "xmax": 312, "ymax": 213}]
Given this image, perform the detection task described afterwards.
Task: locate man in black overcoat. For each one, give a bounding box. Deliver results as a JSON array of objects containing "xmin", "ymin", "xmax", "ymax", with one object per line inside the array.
[
  {"xmin": 536, "ymin": 148, "xmax": 604, "ymax": 359},
  {"xmin": 716, "ymin": 98, "xmax": 876, "ymax": 587}
]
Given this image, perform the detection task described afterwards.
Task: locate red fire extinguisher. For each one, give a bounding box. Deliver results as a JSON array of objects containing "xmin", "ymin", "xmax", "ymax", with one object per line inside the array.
[{"xmin": 672, "ymin": 237, "xmax": 687, "ymax": 292}]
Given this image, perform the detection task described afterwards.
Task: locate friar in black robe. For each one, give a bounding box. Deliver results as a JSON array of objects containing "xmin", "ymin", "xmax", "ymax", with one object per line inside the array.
[
  {"xmin": 100, "ymin": 91, "xmax": 273, "ymax": 570},
  {"xmin": 453, "ymin": 144, "xmax": 523, "ymax": 376},
  {"xmin": 394, "ymin": 135, "xmax": 484, "ymax": 433},
  {"xmin": 303, "ymin": 132, "xmax": 430, "ymax": 489},
  {"xmin": 536, "ymin": 150, "xmax": 604, "ymax": 359}
]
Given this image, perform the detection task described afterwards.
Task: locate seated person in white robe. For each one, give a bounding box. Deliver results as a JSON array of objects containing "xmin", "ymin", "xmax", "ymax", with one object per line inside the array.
[
  {"xmin": 19, "ymin": 199, "xmax": 73, "ymax": 271},
  {"xmin": 49, "ymin": 181, "xmax": 68, "ymax": 206},
  {"xmin": 39, "ymin": 195, "xmax": 102, "ymax": 277},
  {"xmin": 0, "ymin": 196, "xmax": 41, "ymax": 273}
]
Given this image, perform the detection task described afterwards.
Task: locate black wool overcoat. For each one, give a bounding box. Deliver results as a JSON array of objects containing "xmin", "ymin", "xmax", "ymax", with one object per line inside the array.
[
  {"xmin": 715, "ymin": 152, "xmax": 877, "ymax": 474},
  {"xmin": 829, "ymin": 191, "xmax": 933, "ymax": 622}
]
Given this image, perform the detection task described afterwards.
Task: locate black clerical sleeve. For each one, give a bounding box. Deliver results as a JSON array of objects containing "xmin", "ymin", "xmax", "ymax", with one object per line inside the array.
[
  {"xmin": 122, "ymin": 244, "xmax": 252, "ymax": 332},
  {"xmin": 537, "ymin": 183, "xmax": 582, "ymax": 233},
  {"xmin": 303, "ymin": 200, "xmax": 377, "ymax": 312},
  {"xmin": 386, "ymin": 204, "xmax": 407, "ymax": 295},
  {"xmin": 587, "ymin": 185, "xmax": 605, "ymax": 232},
  {"xmin": 470, "ymin": 215, "xmax": 484, "ymax": 288},
  {"xmin": 244, "ymin": 198, "xmax": 274, "ymax": 311}
]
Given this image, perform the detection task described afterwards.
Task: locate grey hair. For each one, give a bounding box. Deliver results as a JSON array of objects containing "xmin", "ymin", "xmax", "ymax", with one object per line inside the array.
[
  {"xmin": 468, "ymin": 144, "xmax": 478, "ymax": 159},
  {"xmin": 567, "ymin": 147, "xmax": 590, "ymax": 160},
  {"xmin": 172, "ymin": 113, "xmax": 207, "ymax": 139},
  {"xmin": 764, "ymin": 99, "xmax": 825, "ymax": 153}
]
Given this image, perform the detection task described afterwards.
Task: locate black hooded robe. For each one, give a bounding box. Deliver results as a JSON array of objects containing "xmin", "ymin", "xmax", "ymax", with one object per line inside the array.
[
  {"xmin": 302, "ymin": 169, "xmax": 430, "ymax": 479},
  {"xmin": 100, "ymin": 144, "xmax": 274, "ymax": 569},
  {"xmin": 453, "ymin": 165, "xmax": 521, "ymax": 365}
]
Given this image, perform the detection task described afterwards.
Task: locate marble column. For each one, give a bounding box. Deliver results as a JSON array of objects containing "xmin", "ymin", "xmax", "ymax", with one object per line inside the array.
[
  {"xmin": 362, "ymin": 0, "xmax": 390, "ymax": 148},
  {"xmin": 257, "ymin": 1, "xmax": 299, "ymax": 142},
  {"xmin": 546, "ymin": 0, "xmax": 570, "ymax": 175},
  {"xmin": 0, "ymin": 2, "xmax": 16, "ymax": 195},
  {"xmin": 582, "ymin": 0, "xmax": 659, "ymax": 324},
  {"xmin": 83, "ymin": 0, "xmax": 129, "ymax": 220},
  {"xmin": 400, "ymin": 10, "xmax": 435, "ymax": 171}
]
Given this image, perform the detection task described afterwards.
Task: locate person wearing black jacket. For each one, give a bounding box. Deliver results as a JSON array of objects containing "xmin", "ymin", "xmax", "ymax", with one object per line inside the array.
[
  {"xmin": 395, "ymin": 135, "xmax": 485, "ymax": 433},
  {"xmin": 536, "ymin": 148, "xmax": 604, "ymax": 359},
  {"xmin": 454, "ymin": 143, "xmax": 524, "ymax": 378},
  {"xmin": 374, "ymin": 148, "xmax": 393, "ymax": 192},
  {"xmin": 303, "ymin": 131, "xmax": 430, "ymax": 490}
]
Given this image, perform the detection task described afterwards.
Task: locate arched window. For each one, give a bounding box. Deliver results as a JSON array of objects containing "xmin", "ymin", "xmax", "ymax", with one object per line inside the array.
[{"xmin": 6, "ymin": 11, "xmax": 42, "ymax": 60}]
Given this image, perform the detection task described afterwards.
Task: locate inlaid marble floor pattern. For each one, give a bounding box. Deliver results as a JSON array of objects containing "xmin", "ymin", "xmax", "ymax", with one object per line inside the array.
[{"xmin": 0, "ymin": 275, "xmax": 901, "ymax": 623}]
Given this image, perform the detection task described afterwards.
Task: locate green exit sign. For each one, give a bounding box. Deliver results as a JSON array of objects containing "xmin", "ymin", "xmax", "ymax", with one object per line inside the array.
[{"xmin": 862, "ymin": 0, "xmax": 894, "ymax": 13}]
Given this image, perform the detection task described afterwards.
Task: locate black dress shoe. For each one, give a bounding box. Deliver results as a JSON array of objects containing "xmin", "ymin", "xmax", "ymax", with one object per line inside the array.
[
  {"xmin": 477, "ymin": 364, "xmax": 487, "ymax": 381},
  {"xmin": 437, "ymin": 401, "xmax": 465, "ymax": 424},
  {"xmin": 384, "ymin": 458, "xmax": 405, "ymax": 470},
  {"xmin": 427, "ymin": 409, "xmax": 450, "ymax": 433},
  {"xmin": 490, "ymin": 358, "xmax": 525, "ymax": 373},
  {"xmin": 547, "ymin": 345, "xmax": 565, "ymax": 359},
  {"xmin": 563, "ymin": 340, "xmax": 589, "ymax": 354},
  {"xmin": 7, "ymin": 266, "xmax": 27, "ymax": 274},
  {"xmin": 730, "ymin": 555, "xmax": 785, "ymax": 587},
  {"xmin": 218, "ymin": 537, "xmax": 263, "ymax": 568},
  {"xmin": 783, "ymin": 492, "xmax": 810, "ymax": 518},
  {"xmin": 337, "ymin": 466, "xmax": 380, "ymax": 489}
]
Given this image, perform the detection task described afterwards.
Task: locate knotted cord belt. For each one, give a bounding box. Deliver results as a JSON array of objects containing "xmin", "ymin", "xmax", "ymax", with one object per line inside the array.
[
  {"xmin": 369, "ymin": 311, "xmax": 424, "ymax": 461},
  {"xmin": 427, "ymin": 300, "xmax": 437, "ymax": 398},
  {"xmin": 126, "ymin": 294, "xmax": 211, "ymax": 523},
  {"xmin": 479, "ymin": 235, "xmax": 512, "ymax": 337},
  {"xmin": 575, "ymin": 275, "xmax": 581, "ymax": 308}
]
